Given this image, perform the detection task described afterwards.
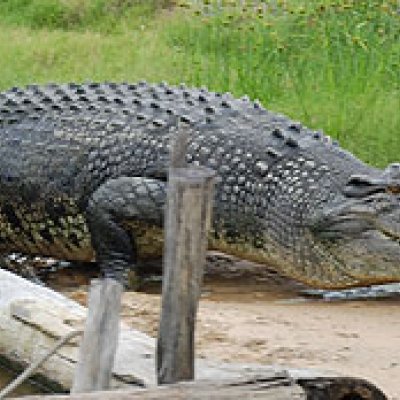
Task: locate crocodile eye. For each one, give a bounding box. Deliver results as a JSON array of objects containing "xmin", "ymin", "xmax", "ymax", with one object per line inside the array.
[{"xmin": 343, "ymin": 175, "xmax": 386, "ymax": 198}]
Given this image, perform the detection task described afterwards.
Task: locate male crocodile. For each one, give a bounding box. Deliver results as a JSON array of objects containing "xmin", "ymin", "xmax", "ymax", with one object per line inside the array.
[{"xmin": 0, "ymin": 81, "xmax": 399, "ymax": 289}]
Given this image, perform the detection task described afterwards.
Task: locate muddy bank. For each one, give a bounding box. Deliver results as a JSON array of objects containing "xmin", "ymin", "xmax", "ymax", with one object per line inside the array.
[
  {"xmin": 4, "ymin": 282, "xmax": 397, "ymax": 398},
  {"xmin": 64, "ymin": 292, "xmax": 399, "ymax": 399},
  {"xmin": 57, "ymin": 254, "xmax": 400, "ymax": 400}
]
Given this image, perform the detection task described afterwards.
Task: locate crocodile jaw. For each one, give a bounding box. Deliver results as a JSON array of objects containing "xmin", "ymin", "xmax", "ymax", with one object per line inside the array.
[{"xmin": 310, "ymin": 193, "xmax": 400, "ymax": 288}]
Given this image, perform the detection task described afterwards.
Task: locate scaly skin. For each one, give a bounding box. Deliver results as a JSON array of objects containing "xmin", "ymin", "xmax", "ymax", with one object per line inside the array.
[{"xmin": 0, "ymin": 82, "xmax": 399, "ymax": 288}]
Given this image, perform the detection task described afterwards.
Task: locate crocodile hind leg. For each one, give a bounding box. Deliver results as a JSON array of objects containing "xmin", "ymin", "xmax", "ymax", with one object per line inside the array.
[
  {"xmin": 86, "ymin": 177, "xmax": 166, "ymax": 285},
  {"xmin": 74, "ymin": 176, "xmax": 165, "ymax": 391}
]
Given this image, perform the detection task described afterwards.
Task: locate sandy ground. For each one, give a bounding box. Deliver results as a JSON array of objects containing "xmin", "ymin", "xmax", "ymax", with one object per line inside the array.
[
  {"xmin": 59, "ymin": 253, "xmax": 400, "ymax": 400},
  {"xmin": 115, "ymin": 295, "xmax": 399, "ymax": 398},
  {"xmin": 116, "ymin": 293, "xmax": 400, "ymax": 399}
]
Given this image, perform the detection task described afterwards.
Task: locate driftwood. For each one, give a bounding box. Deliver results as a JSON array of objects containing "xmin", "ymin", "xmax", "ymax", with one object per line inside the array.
[
  {"xmin": 0, "ymin": 269, "xmax": 388, "ymax": 399},
  {"xmin": 0, "ymin": 268, "xmax": 152, "ymax": 390},
  {"xmin": 19, "ymin": 374, "xmax": 387, "ymax": 400},
  {"xmin": 16, "ymin": 374, "xmax": 305, "ymax": 399}
]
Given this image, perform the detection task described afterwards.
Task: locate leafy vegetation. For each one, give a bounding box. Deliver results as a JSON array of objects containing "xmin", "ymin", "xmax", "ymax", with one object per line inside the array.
[
  {"xmin": 0, "ymin": 0, "xmax": 398, "ymax": 166},
  {"xmin": 170, "ymin": 0, "xmax": 400, "ymax": 166}
]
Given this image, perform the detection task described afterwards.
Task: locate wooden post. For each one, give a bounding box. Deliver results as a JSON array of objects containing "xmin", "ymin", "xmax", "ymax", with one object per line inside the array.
[
  {"xmin": 157, "ymin": 125, "xmax": 216, "ymax": 384},
  {"xmin": 71, "ymin": 278, "xmax": 123, "ymax": 393},
  {"xmin": 169, "ymin": 122, "xmax": 190, "ymax": 169}
]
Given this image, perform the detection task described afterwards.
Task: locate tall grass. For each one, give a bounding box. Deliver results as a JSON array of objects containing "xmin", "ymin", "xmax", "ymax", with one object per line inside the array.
[
  {"xmin": 167, "ymin": 0, "xmax": 400, "ymax": 166},
  {"xmin": 0, "ymin": 0, "xmax": 398, "ymax": 167}
]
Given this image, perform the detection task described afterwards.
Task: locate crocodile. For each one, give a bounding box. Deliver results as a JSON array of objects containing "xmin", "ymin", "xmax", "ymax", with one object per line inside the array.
[{"xmin": 0, "ymin": 81, "xmax": 399, "ymax": 289}]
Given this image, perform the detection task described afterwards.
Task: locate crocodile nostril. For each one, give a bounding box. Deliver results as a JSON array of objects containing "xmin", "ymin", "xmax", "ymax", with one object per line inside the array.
[
  {"xmin": 388, "ymin": 162, "xmax": 400, "ymax": 169},
  {"xmin": 383, "ymin": 163, "xmax": 400, "ymax": 194}
]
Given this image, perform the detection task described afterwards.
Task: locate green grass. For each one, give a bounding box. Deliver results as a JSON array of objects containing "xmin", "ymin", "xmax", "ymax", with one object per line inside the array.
[
  {"xmin": 0, "ymin": 0, "xmax": 175, "ymax": 32},
  {"xmin": 0, "ymin": 0, "xmax": 398, "ymax": 167},
  {"xmin": 0, "ymin": 1, "xmax": 179, "ymax": 88},
  {"xmin": 0, "ymin": 25, "xmax": 175, "ymax": 87}
]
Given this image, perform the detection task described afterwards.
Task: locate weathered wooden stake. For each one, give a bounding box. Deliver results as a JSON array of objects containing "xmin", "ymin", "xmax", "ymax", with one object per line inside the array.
[
  {"xmin": 71, "ymin": 278, "xmax": 123, "ymax": 393},
  {"xmin": 157, "ymin": 125, "xmax": 216, "ymax": 384}
]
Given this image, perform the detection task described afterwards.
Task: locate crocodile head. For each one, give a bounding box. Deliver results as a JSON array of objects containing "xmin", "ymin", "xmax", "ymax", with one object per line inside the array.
[{"xmin": 309, "ymin": 163, "xmax": 400, "ymax": 288}]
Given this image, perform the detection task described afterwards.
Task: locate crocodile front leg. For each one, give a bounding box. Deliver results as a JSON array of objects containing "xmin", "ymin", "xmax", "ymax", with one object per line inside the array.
[{"xmin": 86, "ymin": 177, "xmax": 166, "ymax": 284}]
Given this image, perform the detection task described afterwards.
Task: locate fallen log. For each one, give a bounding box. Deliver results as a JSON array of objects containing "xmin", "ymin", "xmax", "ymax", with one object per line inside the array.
[
  {"xmin": 0, "ymin": 268, "xmax": 153, "ymax": 390},
  {"xmin": 12, "ymin": 375, "xmax": 305, "ymax": 399},
  {"xmin": 18, "ymin": 375, "xmax": 388, "ymax": 400},
  {"xmin": 0, "ymin": 269, "xmax": 388, "ymax": 399}
]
